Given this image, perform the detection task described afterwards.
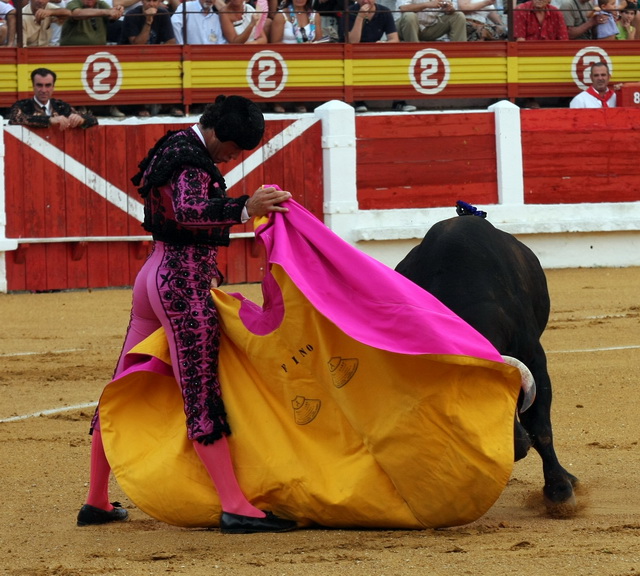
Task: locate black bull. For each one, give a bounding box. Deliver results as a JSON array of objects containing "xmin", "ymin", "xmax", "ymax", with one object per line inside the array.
[{"xmin": 395, "ymin": 213, "xmax": 578, "ymax": 510}]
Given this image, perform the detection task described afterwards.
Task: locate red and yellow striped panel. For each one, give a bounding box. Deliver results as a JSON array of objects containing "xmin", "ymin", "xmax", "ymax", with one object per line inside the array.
[{"xmin": 1, "ymin": 42, "xmax": 638, "ymax": 107}]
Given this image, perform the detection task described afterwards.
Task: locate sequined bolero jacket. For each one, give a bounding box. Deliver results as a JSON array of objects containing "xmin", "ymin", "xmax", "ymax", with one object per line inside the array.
[{"xmin": 133, "ymin": 127, "xmax": 249, "ymax": 247}]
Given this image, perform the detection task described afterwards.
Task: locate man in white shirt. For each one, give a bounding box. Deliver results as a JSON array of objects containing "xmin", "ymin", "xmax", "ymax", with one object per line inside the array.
[
  {"xmin": 570, "ymin": 62, "xmax": 617, "ymax": 108},
  {"xmin": 21, "ymin": 0, "xmax": 71, "ymax": 46},
  {"xmin": 172, "ymin": 0, "xmax": 226, "ymax": 44}
]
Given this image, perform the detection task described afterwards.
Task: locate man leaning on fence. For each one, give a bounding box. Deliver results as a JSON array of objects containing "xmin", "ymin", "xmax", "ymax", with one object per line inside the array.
[
  {"xmin": 556, "ymin": 0, "xmax": 605, "ymax": 39},
  {"xmin": 570, "ymin": 61, "xmax": 617, "ymax": 109},
  {"xmin": 171, "ymin": 0, "xmax": 227, "ymax": 44},
  {"xmin": 21, "ymin": 0, "xmax": 72, "ymax": 46},
  {"xmin": 59, "ymin": 0, "xmax": 123, "ymax": 45},
  {"xmin": 9, "ymin": 68, "xmax": 98, "ymax": 130}
]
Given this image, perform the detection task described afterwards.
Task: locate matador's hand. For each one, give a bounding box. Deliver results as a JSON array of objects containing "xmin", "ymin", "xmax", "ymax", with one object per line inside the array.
[{"xmin": 245, "ymin": 186, "xmax": 292, "ymax": 217}]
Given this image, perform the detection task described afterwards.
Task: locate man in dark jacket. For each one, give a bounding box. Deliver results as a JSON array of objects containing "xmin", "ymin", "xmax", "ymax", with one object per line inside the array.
[
  {"xmin": 120, "ymin": 0, "xmax": 176, "ymax": 45},
  {"xmin": 9, "ymin": 68, "xmax": 98, "ymax": 130}
]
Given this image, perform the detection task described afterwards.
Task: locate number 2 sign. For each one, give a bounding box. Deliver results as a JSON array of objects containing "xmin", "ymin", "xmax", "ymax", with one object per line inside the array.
[
  {"xmin": 246, "ymin": 50, "xmax": 289, "ymax": 98},
  {"xmin": 409, "ymin": 48, "xmax": 450, "ymax": 96},
  {"xmin": 81, "ymin": 52, "xmax": 123, "ymax": 101}
]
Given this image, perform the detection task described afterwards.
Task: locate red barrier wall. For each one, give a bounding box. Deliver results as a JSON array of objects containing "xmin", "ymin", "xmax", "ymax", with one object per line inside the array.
[
  {"xmin": 520, "ymin": 108, "xmax": 640, "ymax": 204},
  {"xmin": 4, "ymin": 107, "xmax": 640, "ymax": 292},
  {"xmin": 356, "ymin": 112, "xmax": 498, "ymax": 209},
  {"xmin": 4, "ymin": 119, "xmax": 323, "ymax": 292},
  {"xmin": 355, "ymin": 107, "xmax": 640, "ymax": 210}
]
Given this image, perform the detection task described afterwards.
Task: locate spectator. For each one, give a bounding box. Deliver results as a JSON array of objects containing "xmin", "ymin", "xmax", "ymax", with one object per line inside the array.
[
  {"xmin": 270, "ymin": 0, "xmax": 322, "ymax": 113},
  {"xmin": 219, "ymin": 0, "xmax": 268, "ymax": 43},
  {"xmin": 59, "ymin": 0, "xmax": 126, "ymax": 116},
  {"xmin": 592, "ymin": 0, "xmax": 619, "ymax": 38},
  {"xmin": 570, "ymin": 61, "xmax": 617, "ymax": 108},
  {"xmin": 270, "ymin": 0, "xmax": 322, "ymax": 44},
  {"xmin": 59, "ymin": 0, "xmax": 123, "ymax": 45},
  {"xmin": 107, "ymin": 0, "xmax": 142, "ymax": 44},
  {"xmin": 455, "ymin": 0, "xmax": 507, "ymax": 40},
  {"xmin": 121, "ymin": 0, "xmax": 183, "ymax": 116},
  {"xmin": 339, "ymin": 0, "xmax": 417, "ymax": 112},
  {"xmin": 395, "ymin": 0, "xmax": 467, "ymax": 42},
  {"xmin": 121, "ymin": 0, "xmax": 176, "ymax": 44},
  {"xmin": 312, "ymin": 0, "xmax": 340, "ymax": 39},
  {"xmin": 21, "ymin": 0, "xmax": 71, "ymax": 46},
  {"xmin": 514, "ymin": 0, "xmax": 568, "ymax": 40},
  {"xmin": 9, "ymin": 67, "xmax": 98, "ymax": 130},
  {"xmin": 514, "ymin": 0, "xmax": 566, "ymax": 108},
  {"xmin": 556, "ymin": 0, "xmax": 604, "ymax": 39},
  {"xmin": 171, "ymin": 0, "xmax": 226, "ymax": 45},
  {"xmin": 616, "ymin": 1, "xmax": 637, "ymax": 38},
  {"xmin": 0, "ymin": 0, "xmax": 16, "ymax": 46}
]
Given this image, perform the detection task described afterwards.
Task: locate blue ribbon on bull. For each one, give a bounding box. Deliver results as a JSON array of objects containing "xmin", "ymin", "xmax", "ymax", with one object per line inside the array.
[{"xmin": 456, "ymin": 200, "xmax": 487, "ymax": 218}]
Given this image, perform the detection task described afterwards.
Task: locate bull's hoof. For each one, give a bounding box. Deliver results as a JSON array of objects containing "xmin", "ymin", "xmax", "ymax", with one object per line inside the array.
[
  {"xmin": 544, "ymin": 490, "xmax": 577, "ymax": 518},
  {"xmin": 543, "ymin": 474, "xmax": 579, "ymax": 518}
]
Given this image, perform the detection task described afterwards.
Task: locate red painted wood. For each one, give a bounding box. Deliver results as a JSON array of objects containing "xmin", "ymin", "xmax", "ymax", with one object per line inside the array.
[
  {"xmin": 359, "ymin": 185, "xmax": 496, "ymax": 210},
  {"xmin": 6, "ymin": 109, "xmax": 638, "ymax": 292},
  {"xmin": 4, "ymin": 132, "xmax": 26, "ymax": 291},
  {"xmin": 22, "ymin": 129, "xmax": 50, "ymax": 291},
  {"xmin": 357, "ymin": 113, "xmax": 495, "ymax": 139},
  {"xmin": 83, "ymin": 128, "xmax": 110, "ymax": 289},
  {"xmin": 356, "ymin": 114, "xmax": 498, "ymax": 209},
  {"xmin": 103, "ymin": 126, "xmax": 136, "ymax": 287},
  {"xmin": 43, "ymin": 130, "xmax": 70, "ymax": 291},
  {"xmin": 520, "ymin": 108, "xmax": 640, "ymax": 204},
  {"xmin": 618, "ymin": 83, "xmax": 640, "ymax": 108},
  {"xmin": 64, "ymin": 127, "xmax": 90, "ymax": 288},
  {"xmin": 235, "ymin": 152, "xmax": 267, "ymax": 284}
]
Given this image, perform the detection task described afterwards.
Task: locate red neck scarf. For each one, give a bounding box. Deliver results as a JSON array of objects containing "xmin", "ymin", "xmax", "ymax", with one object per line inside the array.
[{"xmin": 586, "ymin": 86, "xmax": 615, "ymax": 108}]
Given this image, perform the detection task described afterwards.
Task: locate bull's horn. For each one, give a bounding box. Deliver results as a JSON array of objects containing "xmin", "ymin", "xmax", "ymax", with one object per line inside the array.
[{"xmin": 501, "ymin": 355, "xmax": 536, "ymax": 413}]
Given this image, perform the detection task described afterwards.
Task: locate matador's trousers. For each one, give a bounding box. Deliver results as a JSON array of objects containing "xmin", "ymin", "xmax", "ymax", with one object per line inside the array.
[{"xmin": 92, "ymin": 241, "xmax": 230, "ymax": 442}]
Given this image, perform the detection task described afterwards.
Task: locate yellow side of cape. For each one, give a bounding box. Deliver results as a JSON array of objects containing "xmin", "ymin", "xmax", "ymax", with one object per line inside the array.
[{"xmin": 100, "ymin": 266, "xmax": 521, "ymax": 529}]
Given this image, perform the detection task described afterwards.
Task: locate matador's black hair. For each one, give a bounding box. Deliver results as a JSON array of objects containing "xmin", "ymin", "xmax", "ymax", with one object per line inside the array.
[{"xmin": 200, "ymin": 95, "xmax": 265, "ymax": 150}]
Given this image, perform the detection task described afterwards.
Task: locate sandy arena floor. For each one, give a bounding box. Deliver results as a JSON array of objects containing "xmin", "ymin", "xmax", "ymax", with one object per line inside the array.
[{"xmin": 1, "ymin": 267, "xmax": 639, "ymax": 576}]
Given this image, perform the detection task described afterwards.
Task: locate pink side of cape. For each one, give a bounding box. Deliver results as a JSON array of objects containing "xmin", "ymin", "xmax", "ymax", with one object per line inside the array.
[{"xmin": 235, "ymin": 200, "xmax": 503, "ymax": 362}]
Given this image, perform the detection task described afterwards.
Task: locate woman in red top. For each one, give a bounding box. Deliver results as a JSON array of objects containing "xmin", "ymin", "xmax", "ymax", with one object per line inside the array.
[{"xmin": 514, "ymin": 0, "xmax": 569, "ymax": 40}]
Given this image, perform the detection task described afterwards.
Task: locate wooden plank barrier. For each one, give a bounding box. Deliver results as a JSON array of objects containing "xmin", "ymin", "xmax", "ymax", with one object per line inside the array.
[
  {"xmin": 356, "ymin": 112, "xmax": 498, "ymax": 209},
  {"xmin": 2, "ymin": 117, "xmax": 323, "ymax": 292},
  {"xmin": 520, "ymin": 108, "xmax": 640, "ymax": 204},
  {"xmin": 2, "ymin": 102, "xmax": 640, "ymax": 292}
]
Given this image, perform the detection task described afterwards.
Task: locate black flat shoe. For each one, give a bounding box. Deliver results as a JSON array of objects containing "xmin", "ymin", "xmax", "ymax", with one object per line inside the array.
[
  {"xmin": 220, "ymin": 511, "xmax": 297, "ymax": 534},
  {"xmin": 77, "ymin": 502, "xmax": 129, "ymax": 527}
]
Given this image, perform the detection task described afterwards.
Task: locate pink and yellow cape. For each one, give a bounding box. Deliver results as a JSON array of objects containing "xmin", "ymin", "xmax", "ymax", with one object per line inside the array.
[{"xmin": 99, "ymin": 201, "xmax": 522, "ymax": 529}]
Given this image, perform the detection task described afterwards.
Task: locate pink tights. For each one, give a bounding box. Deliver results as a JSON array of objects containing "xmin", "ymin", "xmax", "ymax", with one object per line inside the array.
[
  {"xmin": 86, "ymin": 430, "xmax": 264, "ymax": 518},
  {"xmin": 84, "ymin": 243, "xmax": 264, "ymax": 518}
]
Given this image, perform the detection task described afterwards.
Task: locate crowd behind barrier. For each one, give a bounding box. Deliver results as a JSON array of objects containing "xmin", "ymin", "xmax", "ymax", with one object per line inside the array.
[
  {"xmin": 3, "ymin": 0, "xmax": 639, "ymax": 48},
  {"xmin": 0, "ymin": 0, "xmax": 638, "ymax": 117}
]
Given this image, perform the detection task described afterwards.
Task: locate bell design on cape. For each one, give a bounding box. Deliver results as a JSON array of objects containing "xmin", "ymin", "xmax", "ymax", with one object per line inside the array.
[
  {"xmin": 328, "ymin": 356, "xmax": 359, "ymax": 388},
  {"xmin": 292, "ymin": 395, "xmax": 321, "ymax": 425}
]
